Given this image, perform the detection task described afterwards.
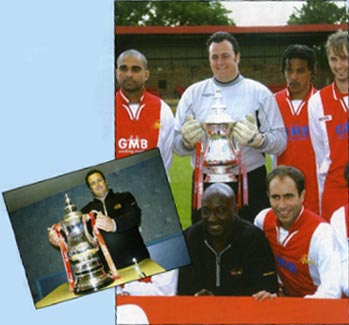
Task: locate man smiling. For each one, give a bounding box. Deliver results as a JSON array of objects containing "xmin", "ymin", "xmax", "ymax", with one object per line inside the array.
[
  {"xmin": 173, "ymin": 31, "xmax": 286, "ymax": 224},
  {"xmin": 254, "ymin": 165, "xmax": 342, "ymax": 298},
  {"xmin": 48, "ymin": 169, "xmax": 150, "ymax": 270},
  {"xmin": 308, "ymin": 30, "xmax": 349, "ymax": 221},
  {"xmin": 177, "ymin": 183, "xmax": 278, "ymax": 298}
]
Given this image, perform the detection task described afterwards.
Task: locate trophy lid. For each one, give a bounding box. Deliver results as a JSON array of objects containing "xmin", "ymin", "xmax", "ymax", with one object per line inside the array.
[
  {"xmin": 205, "ymin": 89, "xmax": 233, "ymax": 124},
  {"xmin": 62, "ymin": 193, "xmax": 82, "ymax": 221},
  {"xmin": 64, "ymin": 193, "xmax": 77, "ymax": 214}
]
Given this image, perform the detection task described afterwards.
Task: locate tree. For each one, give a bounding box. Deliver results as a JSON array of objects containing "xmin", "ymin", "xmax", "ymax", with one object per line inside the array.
[
  {"xmin": 288, "ymin": 0, "xmax": 348, "ymax": 24},
  {"xmin": 114, "ymin": 1, "xmax": 235, "ymax": 26}
]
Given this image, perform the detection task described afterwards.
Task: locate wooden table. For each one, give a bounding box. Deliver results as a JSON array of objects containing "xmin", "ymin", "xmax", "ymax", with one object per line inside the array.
[{"xmin": 35, "ymin": 258, "xmax": 165, "ymax": 309}]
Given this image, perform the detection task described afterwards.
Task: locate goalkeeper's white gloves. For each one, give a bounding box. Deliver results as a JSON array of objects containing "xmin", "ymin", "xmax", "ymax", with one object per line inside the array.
[
  {"xmin": 233, "ymin": 114, "xmax": 265, "ymax": 148},
  {"xmin": 181, "ymin": 115, "xmax": 203, "ymax": 150}
]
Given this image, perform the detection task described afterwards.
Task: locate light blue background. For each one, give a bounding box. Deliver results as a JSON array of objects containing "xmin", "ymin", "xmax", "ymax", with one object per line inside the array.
[{"xmin": 0, "ymin": 0, "xmax": 115, "ymax": 323}]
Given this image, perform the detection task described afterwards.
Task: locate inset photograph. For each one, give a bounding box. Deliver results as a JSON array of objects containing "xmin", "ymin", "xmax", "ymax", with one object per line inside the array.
[{"xmin": 3, "ymin": 149, "xmax": 190, "ymax": 309}]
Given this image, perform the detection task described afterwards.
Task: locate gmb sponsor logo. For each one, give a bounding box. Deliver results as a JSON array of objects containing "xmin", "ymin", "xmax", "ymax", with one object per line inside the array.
[
  {"xmin": 286, "ymin": 125, "xmax": 309, "ymax": 141},
  {"xmin": 118, "ymin": 137, "xmax": 149, "ymax": 150}
]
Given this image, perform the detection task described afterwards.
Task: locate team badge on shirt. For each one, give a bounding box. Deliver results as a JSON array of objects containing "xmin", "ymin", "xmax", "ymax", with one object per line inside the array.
[
  {"xmin": 230, "ymin": 268, "xmax": 243, "ymax": 277},
  {"xmin": 114, "ymin": 203, "xmax": 122, "ymax": 210},
  {"xmin": 299, "ymin": 254, "xmax": 315, "ymax": 265},
  {"xmin": 153, "ymin": 119, "xmax": 161, "ymax": 130}
]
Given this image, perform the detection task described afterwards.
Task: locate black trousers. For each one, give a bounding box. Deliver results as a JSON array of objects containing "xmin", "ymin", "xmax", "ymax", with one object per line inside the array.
[{"xmin": 191, "ymin": 165, "xmax": 270, "ymax": 224}]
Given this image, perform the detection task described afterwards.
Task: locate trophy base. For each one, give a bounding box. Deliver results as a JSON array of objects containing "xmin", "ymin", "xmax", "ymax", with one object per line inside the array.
[{"xmin": 74, "ymin": 265, "xmax": 113, "ymax": 295}]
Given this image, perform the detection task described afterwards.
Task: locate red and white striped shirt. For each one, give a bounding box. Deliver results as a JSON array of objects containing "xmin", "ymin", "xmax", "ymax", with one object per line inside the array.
[
  {"xmin": 115, "ymin": 89, "xmax": 174, "ymax": 170},
  {"xmin": 275, "ymin": 86, "xmax": 319, "ymax": 214},
  {"xmin": 331, "ymin": 204, "xmax": 349, "ymax": 297},
  {"xmin": 308, "ymin": 82, "xmax": 349, "ymax": 220},
  {"xmin": 255, "ymin": 207, "xmax": 342, "ymax": 298}
]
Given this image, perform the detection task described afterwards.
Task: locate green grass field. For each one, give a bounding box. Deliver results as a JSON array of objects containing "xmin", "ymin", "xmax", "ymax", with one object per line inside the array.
[
  {"xmin": 168, "ymin": 154, "xmax": 193, "ymax": 229},
  {"xmin": 168, "ymin": 153, "xmax": 273, "ymax": 230}
]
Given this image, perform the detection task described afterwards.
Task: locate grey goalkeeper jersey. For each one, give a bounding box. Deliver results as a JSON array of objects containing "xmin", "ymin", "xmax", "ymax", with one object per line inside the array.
[{"xmin": 174, "ymin": 75, "xmax": 287, "ymax": 173}]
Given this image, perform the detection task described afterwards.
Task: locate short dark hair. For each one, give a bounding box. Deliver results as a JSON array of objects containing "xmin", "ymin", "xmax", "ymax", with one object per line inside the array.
[
  {"xmin": 266, "ymin": 165, "xmax": 305, "ymax": 196},
  {"xmin": 85, "ymin": 169, "xmax": 106, "ymax": 188},
  {"xmin": 206, "ymin": 31, "xmax": 240, "ymax": 55},
  {"xmin": 281, "ymin": 44, "xmax": 316, "ymax": 77}
]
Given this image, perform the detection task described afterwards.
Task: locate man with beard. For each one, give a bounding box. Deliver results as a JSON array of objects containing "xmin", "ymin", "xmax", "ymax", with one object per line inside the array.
[
  {"xmin": 274, "ymin": 44, "xmax": 319, "ymax": 214},
  {"xmin": 115, "ymin": 50, "xmax": 177, "ymax": 295},
  {"xmin": 177, "ymin": 183, "xmax": 278, "ymax": 300},
  {"xmin": 254, "ymin": 165, "xmax": 342, "ymax": 298},
  {"xmin": 308, "ymin": 30, "xmax": 349, "ymax": 220},
  {"xmin": 115, "ymin": 49, "xmax": 174, "ymax": 171}
]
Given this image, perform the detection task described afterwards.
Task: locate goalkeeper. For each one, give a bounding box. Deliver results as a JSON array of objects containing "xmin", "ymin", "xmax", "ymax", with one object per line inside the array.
[{"xmin": 174, "ymin": 31, "xmax": 286, "ymax": 224}]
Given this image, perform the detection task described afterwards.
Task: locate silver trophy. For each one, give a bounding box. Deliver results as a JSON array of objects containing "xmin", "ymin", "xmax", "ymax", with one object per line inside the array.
[
  {"xmin": 54, "ymin": 194, "xmax": 113, "ymax": 294},
  {"xmin": 202, "ymin": 89, "xmax": 240, "ymax": 183}
]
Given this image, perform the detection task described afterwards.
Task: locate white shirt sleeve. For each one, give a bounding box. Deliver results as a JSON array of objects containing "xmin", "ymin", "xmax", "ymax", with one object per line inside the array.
[
  {"xmin": 254, "ymin": 208, "xmax": 270, "ymax": 230},
  {"xmin": 173, "ymin": 86, "xmax": 198, "ymax": 157},
  {"xmin": 116, "ymin": 304, "xmax": 149, "ymax": 325},
  {"xmin": 330, "ymin": 206, "xmax": 349, "ymax": 297},
  {"xmin": 308, "ymin": 92, "xmax": 331, "ymax": 205},
  {"xmin": 158, "ymin": 100, "xmax": 175, "ymax": 171},
  {"xmin": 257, "ymin": 92, "xmax": 287, "ymax": 156},
  {"xmin": 305, "ymin": 223, "xmax": 342, "ymax": 298},
  {"xmin": 119, "ymin": 269, "xmax": 179, "ymax": 296}
]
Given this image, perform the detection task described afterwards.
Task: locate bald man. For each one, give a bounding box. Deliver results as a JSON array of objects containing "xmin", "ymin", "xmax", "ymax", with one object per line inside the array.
[
  {"xmin": 178, "ymin": 183, "xmax": 278, "ymax": 299},
  {"xmin": 115, "ymin": 49, "xmax": 174, "ymax": 171}
]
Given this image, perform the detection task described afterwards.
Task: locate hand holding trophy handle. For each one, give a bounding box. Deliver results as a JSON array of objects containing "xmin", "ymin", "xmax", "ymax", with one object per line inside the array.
[
  {"xmin": 89, "ymin": 210, "xmax": 120, "ymax": 280},
  {"xmin": 232, "ymin": 114, "xmax": 265, "ymax": 148},
  {"xmin": 51, "ymin": 224, "xmax": 75, "ymax": 292},
  {"xmin": 229, "ymin": 121, "xmax": 241, "ymax": 156}
]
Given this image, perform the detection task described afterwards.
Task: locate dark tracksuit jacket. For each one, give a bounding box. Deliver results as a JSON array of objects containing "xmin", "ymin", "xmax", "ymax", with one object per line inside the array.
[
  {"xmin": 82, "ymin": 189, "xmax": 149, "ymax": 270},
  {"xmin": 178, "ymin": 216, "xmax": 278, "ymax": 296}
]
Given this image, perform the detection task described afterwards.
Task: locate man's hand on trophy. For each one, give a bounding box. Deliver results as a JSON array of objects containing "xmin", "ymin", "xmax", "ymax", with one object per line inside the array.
[
  {"xmin": 47, "ymin": 227, "xmax": 60, "ymax": 247},
  {"xmin": 95, "ymin": 212, "xmax": 117, "ymax": 232},
  {"xmin": 233, "ymin": 114, "xmax": 265, "ymax": 148},
  {"xmin": 82, "ymin": 213, "xmax": 91, "ymax": 223},
  {"xmin": 181, "ymin": 115, "xmax": 203, "ymax": 150}
]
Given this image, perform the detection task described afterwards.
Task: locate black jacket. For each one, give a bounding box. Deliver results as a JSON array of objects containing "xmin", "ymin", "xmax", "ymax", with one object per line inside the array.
[
  {"xmin": 178, "ymin": 216, "xmax": 278, "ymax": 296},
  {"xmin": 82, "ymin": 190, "xmax": 149, "ymax": 269}
]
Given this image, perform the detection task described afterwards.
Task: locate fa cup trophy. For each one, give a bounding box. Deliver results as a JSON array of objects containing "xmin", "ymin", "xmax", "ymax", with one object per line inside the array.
[
  {"xmin": 202, "ymin": 89, "xmax": 240, "ymax": 183},
  {"xmin": 52, "ymin": 194, "xmax": 114, "ymax": 294},
  {"xmin": 193, "ymin": 89, "xmax": 241, "ymax": 209}
]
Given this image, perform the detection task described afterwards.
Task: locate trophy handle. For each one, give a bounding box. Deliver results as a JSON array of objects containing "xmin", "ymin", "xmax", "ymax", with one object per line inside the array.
[
  {"xmin": 53, "ymin": 223, "xmax": 75, "ymax": 292},
  {"xmin": 193, "ymin": 141, "xmax": 204, "ymax": 209},
  {"xmin": 81, "ymin": 214, "xmax": 96, "ymax": 245},
  {"xmin": 89, "ymin": 211, "xmax": 121, "ymax": 280},
  {"xmin": 229, "ymin": 123, "xmax": 240, "ymax": 156}
]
